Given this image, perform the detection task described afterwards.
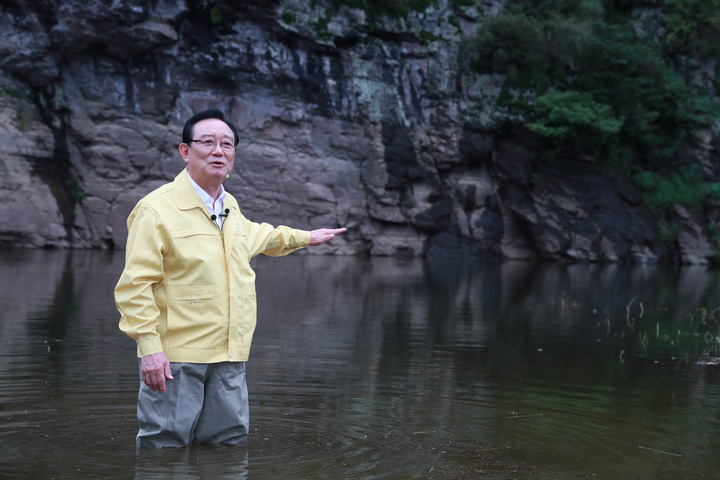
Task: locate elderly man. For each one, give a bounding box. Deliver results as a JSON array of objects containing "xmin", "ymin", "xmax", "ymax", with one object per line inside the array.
[{"xmin": 115, "ymin": 109, "xmax": 345, "ymax": 448}]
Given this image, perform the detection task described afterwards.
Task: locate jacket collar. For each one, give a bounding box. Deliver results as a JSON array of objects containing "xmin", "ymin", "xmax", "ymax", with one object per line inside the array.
[
  {"xmin": 175, "ymin": 168, "xmax": 211, "ymax": 212},
  {"xmin": 174, "ymin": 168, "xmax": 241, "ymax": 251}
]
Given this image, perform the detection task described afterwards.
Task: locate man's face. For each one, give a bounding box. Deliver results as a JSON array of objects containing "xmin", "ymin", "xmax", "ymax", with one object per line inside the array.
[{"xmin": 180, "ymin": 118, "xmax": 235, "ymax": 188}]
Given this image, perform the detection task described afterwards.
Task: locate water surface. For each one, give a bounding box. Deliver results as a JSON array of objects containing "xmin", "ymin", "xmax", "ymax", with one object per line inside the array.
[{"xmin": 1, "ymin": 249, "xmax": 720, "ymax": 479}]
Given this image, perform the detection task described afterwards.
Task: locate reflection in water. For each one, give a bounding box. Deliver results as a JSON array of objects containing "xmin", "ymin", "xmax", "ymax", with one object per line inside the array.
[
  {"xmin": 1, "ymin": 250, "xmax": 720, "ymax": 479},
  {"xmin": 135, "ymin": 446, "xmax": 248, "ymax": 479}
]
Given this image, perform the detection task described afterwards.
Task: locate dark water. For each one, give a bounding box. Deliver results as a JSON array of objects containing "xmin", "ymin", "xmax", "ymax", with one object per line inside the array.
[{"xmin": 2, "ymin": 249, "xmax": 720, "ymax": 479}]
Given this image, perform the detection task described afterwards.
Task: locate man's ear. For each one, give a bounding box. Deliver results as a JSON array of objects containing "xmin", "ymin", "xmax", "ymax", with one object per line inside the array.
[{"xmin": 178, "ymin": 143, "xmax": 190, "ymax": 162}]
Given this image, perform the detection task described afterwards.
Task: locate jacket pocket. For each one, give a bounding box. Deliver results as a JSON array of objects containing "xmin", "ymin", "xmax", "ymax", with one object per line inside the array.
[
  {"xmin": 165, "ymin": 285, "xmax": 225, "ymax": 347},
  {"xmin": 172, "ymin": 285, "xmax": 218, "ymax": 302},
  {"xmin": 167, "ymin": 227, "xmax": 222, "ymax": 276}
]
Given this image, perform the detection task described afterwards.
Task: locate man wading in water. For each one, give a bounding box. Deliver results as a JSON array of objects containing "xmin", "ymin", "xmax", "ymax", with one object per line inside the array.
[{"xmin": 115, "ymin": 108, "xmax": 345, "ymax": 448}]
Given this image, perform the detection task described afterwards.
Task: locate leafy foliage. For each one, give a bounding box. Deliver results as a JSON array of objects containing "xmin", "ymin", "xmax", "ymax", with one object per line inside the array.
[
  {"xmin": 330, "ymin": 0, "xmax": 438, "ymax": 18},
  {"xmin": 574, "ymin": 22, "xmax": 719, "ymax": 156},
  {"xmin": 527, "ymin": 91, "xmax": 623, "ymax": 146},
  {"xmin": 466, "ymin": 14, "xmax": 547, "ymax": 88},
  {"xmin": 633, "ymin": 169, "xmax": 708, "ymax": 215},
  {"xmin": 323, "ymin": 0, "xmax": 471, "ymax": 39},
  {"xmin": 462, "ymin": 0, "xmax": 720, "ymax": 170},
  {"xmin": 210, "ymin": 6, "xmax": 222, "ymax": 24},
  {"xmin": 666, "ymin": 0, "xmax": 720, "ymax": 58}
]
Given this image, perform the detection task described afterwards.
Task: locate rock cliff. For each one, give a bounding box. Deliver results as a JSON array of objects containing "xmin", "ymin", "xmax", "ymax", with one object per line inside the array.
[{"xmin": 1, "ymin": 0, "xmax": 717, "ymax": 262}]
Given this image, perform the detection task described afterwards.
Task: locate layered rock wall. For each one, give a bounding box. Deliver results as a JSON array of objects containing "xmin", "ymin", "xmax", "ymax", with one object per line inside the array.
[{"xmin": 1, "ymin": 0, "xmax": 717, "ymax": 262}]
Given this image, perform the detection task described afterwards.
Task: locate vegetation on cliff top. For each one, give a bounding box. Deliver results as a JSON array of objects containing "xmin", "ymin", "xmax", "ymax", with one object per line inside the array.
[
  {"xmin": 329, "ymin": 0, "xmax": 475, "ymax": 18},
  {"xmin": 301, "ymin": 0, "xmax": 720, "ymax": 218},
  {"xmin": 294, "ymin": 0, "xmax": 720, "ymax": 220},
  {"xmin": 462, "ymin": 0, "xmax": 720, "ymax": 215}
]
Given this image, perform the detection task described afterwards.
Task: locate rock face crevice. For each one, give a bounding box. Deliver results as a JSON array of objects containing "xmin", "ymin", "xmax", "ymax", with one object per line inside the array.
[{"xmin": 0, "ymin": 0, "xmax": 717, "ymax": 263}]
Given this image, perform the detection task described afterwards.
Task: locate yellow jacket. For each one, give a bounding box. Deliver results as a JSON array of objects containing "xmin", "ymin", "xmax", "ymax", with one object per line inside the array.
[{"xmin": 115, "ymin": 169, "xmax": 310, "ymax": 363}]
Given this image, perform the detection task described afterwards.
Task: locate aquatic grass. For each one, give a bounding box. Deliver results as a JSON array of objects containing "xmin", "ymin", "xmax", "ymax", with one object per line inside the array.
[
  {"xmin": 638, "ymin": 445, "xmax": 683, "ymax": 457},
  {"xmin": 625, "ymin": 303, "xmax": 720, "ymax": 365}
]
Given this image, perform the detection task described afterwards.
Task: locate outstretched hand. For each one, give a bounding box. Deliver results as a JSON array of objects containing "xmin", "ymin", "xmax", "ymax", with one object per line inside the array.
[{"xmin": 309, "ymin": 228, "xmax": 346, "ymax": 246}]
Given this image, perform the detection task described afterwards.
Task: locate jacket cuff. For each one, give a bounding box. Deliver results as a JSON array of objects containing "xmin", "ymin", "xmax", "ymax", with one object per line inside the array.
[
  {"xmin": 298, "ymin": 229, "xmax": 312, "ymax": 247},
  {"xmin": 136, "ymin": 336, "xmax": 164, "ymax": 358}
]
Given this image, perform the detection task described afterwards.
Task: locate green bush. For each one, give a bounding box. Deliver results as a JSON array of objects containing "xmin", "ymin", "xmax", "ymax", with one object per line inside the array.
[
  {"xmin": 518, "ymin": 0, "xmax": 604, "ymax": 21},
  {"xmin": 709, "ymin": 182, "xmax": 720, "ymax": 198},
  {"xmin": 331, "ymin": 0, "xmax": 436, "ymax": 18},
  {"xmin": 666, "ymin": 0, "xmax": 720, "ymax": 58},
  {"xmin": 527, "ymin": 91, "xmax": 623, "ymax": 146},
  {"xmin": 633, "ymin": 169, "xmax": 708, "ymax": 214},
  {"xmin": 331, "ymin": 0, "xmax": 367, "ymax": 8},
  {"xmin": 314, "ymin": 11, "xmax": 333, "ymax": 38},
  {"xmin": 281, "ymin": 11, "xmax": 296, "ymax": 24},
  {"xmin": 573, "ymin": 22, "xmax": 719, "ymax": 156},
  {"xmin": 210, "ymin": 6, "xmax": 222, "ymax": 24},
  {"xmin": 463, "ymin": 13, "xmax": 546, "ymax": 88},
  {"xmin": 463, "ymin": 2, "xmax": 720, "ymax": 166}
]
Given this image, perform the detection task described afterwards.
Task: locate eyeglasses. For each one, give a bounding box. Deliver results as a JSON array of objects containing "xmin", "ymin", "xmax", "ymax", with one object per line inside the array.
[{"xmin": 188, "ymin": 139, "xmax": 236, "ymax": 152}]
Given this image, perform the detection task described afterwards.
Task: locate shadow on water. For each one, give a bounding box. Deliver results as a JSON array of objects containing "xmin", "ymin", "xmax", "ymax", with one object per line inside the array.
[{"xmin": 1, "ymin": 249, "xmax": 720, "ymax": 479}]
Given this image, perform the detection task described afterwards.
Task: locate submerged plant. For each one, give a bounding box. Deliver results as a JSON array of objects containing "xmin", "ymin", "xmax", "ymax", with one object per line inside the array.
[{"xmin": 630, "ymin": 305, "xmax": 720, "ymax": 364}]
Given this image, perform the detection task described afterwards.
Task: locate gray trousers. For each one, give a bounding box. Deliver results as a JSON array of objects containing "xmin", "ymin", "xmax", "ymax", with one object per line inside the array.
[{"xmin": 136, "ymin": 361, "xmax": 249, "ymax": 448}]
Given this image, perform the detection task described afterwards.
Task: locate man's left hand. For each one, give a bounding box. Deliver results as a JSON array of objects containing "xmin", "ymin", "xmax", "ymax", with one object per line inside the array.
[{"xmin": 309, "ymin": 228, "xmax": 346, "ymax": 246}]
